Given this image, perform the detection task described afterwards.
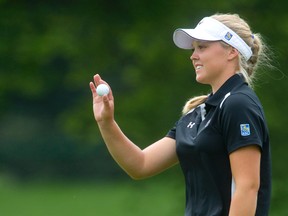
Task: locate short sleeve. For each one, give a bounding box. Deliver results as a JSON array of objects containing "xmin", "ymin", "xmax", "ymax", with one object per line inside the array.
[
  {"xmin": 220, "ymin": 93, "xmax": 266, "ymax": 154},
  {"xmin": 166, "ymin": 122, "xmax": 177, "ymax": 139}
]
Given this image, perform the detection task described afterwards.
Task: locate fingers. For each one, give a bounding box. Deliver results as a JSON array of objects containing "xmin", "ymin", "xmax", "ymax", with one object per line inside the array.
[
  {"xmin": 91, "ymin": 74, "xmax": 113, "ymax": 97},
  {"xmin": 102, "ymin": 95, "xmax": 110, "ymax": 107},
  {"xmin": 89, "ymin": 81, "xmax": 97, "ymax": 98},
  {"xmin": 90, "ymin": 74, "xmax": 114, "ymax": 122},
  {"xmin": 93, "ymin": 74, "xmax": 109, "ymax": 87},
  {"xmin": 93, "ymin": 74, "xmax": 101, "ymax": 86},
  {"xmin": 90, "ymin": 74, "xmax": 103, "ymax": 97},
  {"xmin": 89, "ymin": 81, "xmax": 96, "ymax": 92}
]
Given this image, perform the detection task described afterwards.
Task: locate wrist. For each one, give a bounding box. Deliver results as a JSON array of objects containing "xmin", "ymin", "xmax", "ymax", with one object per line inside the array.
[{"xmin": 97, "ymin": 118, "xmax": 116, "ymax": 130}]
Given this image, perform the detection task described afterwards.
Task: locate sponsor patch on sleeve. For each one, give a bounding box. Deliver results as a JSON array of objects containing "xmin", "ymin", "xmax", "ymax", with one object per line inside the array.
[{"xmin": 240, "ymin": 124, "xmax": 250, "ymax": 136}]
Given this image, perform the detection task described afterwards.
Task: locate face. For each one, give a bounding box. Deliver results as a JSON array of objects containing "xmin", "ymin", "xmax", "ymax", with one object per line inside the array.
[{"xmin": 190, "ymin": 40, "xmax": 234, "ymax": 89}]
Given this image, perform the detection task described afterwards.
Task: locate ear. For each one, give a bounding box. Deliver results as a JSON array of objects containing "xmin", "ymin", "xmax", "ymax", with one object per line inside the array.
[{"xmin": 227, "ymin": 47, "xmax": 239, "ymax": 61}]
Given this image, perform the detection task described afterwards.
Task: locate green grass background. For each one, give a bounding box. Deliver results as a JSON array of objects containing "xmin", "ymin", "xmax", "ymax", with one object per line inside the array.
[
  {"xmin": 0, "ymin": 175, "xmax": 184, "ymax": 216},
  {"xmin": 1, "ymin": 174, "xmax": 287, "ymax": 216}
]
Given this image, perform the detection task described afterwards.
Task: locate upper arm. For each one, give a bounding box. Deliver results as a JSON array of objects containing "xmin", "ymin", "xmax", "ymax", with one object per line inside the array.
[
  {"xmin": 221, "ymin": 93, "xmax": 265, "ymax": 151},
  {"xmin": 136, "ymin": 137, "xmax": 178, "ymax": 179},
  {"xmin": 229, "ymin": 145, "xmax": 261, "ymax": 190}
]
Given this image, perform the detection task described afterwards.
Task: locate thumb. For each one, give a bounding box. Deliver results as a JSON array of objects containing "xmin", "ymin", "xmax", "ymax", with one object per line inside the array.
[{"xmin": 102, "ymin": 95, "xmax": 111, "ymax": 109}]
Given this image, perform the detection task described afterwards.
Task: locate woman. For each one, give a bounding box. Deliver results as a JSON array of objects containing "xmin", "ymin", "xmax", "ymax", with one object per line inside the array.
[{"xmin": 90, "ymin": 13, "xmax": 271, "ymax": 216}]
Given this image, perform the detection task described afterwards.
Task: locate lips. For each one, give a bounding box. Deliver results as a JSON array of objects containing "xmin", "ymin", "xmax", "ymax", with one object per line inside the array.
[{"xmin": 194, "ymin": 64, "xmax": 203, "ymax": 71}]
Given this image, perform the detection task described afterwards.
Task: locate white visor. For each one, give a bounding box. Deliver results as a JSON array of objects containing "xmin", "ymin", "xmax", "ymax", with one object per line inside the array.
[{"xmin": 173, "ymin": 17, "xmax": 252, "ymax": 61}]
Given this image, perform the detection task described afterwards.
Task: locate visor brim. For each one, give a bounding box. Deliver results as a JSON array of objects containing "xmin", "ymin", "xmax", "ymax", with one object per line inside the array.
[{"xmin": 173, "ymin": 29, "xmax": 220, "ymax": 49}]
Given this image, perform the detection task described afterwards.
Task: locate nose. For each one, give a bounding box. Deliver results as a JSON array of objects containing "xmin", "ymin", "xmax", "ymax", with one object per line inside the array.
[{"xmin": 190, "ymin": 50, "xmax": 199, "ymax": 61}]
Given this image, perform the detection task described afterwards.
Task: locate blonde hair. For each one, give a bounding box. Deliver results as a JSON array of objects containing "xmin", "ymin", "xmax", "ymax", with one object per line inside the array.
[
  {"xmin": 211, "ymin": 13, "xmax": 270, "ymax": 87},
  {"xmin": 182, "ymin": 13, "xmax": 271, "ymax": 115}
]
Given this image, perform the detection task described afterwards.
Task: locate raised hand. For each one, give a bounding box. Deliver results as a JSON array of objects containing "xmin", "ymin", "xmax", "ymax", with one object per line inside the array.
[{"xmin": 89, "ymin": 74, "xmax": 114, "ymax": 124}]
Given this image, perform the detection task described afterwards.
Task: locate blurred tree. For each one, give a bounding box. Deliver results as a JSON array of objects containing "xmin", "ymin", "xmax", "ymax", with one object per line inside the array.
[{"xmin": 0, "ymin": 0, "xmax": 287, "ymax": 191}]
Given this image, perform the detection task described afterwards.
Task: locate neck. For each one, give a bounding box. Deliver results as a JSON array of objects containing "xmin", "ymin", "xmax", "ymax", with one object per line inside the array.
[{"xmin": 211, "ymin": 72, "xmax": 236, "ymax": 93}]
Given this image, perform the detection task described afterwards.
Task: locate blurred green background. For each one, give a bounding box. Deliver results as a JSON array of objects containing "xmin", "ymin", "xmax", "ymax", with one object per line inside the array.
[{"xmin": 0, "ymin": 0, "xmax": 287, "ymax": 215}]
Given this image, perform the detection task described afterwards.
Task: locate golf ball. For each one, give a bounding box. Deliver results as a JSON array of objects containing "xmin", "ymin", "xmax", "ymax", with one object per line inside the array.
[{"xmin": 96, "ymin": 84, "xmax": 110, "ymax": 96}]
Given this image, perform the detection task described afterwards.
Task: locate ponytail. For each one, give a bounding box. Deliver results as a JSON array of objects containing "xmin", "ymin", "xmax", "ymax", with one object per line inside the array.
[{"xmin": 182, "ymin": 95, "xmax": 208, "ymax": 115}]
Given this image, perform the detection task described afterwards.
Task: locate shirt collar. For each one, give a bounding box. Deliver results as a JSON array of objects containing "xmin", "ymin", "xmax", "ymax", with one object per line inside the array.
[{"xmin": 205, "ymin": 74, "xmax": 247, "ymax": 108}]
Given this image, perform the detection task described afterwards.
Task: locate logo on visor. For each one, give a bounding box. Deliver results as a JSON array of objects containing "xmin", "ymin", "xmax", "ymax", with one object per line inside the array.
[
  {"xmin": 225, "ymin": 32, "xmax": 233, "ymax": 41},
  {"xmin": 240, "ymin": 124, "xmax": 250, "ymax": 136}
]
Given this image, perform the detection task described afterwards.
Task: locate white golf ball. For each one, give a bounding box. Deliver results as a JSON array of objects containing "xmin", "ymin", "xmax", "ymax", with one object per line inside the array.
[{"xmin": 96, "ymin": 84, "xmax": 110, "ymax": 96}]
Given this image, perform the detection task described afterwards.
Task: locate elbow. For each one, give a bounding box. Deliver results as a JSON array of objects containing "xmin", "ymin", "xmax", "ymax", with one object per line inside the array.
[
  {"xmin": 124, "ymin": 158, "xmax": 151, "ymax": 180},
  {"xmin": 125, "ymin": 168, "xmax": 152, "ymax": 180},
  {"xmin": 247, "ymin": 179, "xmax": 260, "ymax": 193},
  {"xmin": 129, "ymin": 175, "xmax": 145, "ymax": 180},
  {"xmin": 252, "ymin": 182, "xmax": 260, "ymax": 193},
  {"xmin": 235, "ymin": 179, "xmax": 260, "ymax": 196},
  {"xmin": 127, "ymin": 171, "xmax": 149, "ymax": 180},
  {"xmin": 243, "ymin": 184, "xmax": 259, "ymax": 198}
]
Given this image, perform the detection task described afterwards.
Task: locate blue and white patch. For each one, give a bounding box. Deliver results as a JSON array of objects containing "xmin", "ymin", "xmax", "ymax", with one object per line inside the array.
[
  {"xmin": 240, "ymin": 124, "xmax": 250, "ymax": 136},
  {"xmin": 225, "ymin": 32, "xmax": 233, "ymax": 41}
]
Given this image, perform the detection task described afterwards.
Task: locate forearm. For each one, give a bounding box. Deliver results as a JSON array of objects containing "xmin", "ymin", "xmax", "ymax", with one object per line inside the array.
[
  {"xmin": 229, "ymin": 188, "xmax": 258, "ymax": 216},
  {"xmin": 90, "ymin": 75, "xmax": 177, "ymax": 180},
  {"xmin": 98, "ymin": 120, "xmax": 144, "ymax": 179}
]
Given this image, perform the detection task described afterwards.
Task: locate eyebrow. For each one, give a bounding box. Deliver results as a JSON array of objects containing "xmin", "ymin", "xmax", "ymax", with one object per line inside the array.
[{"xmin": 192, "ymin": 40, "xmax": 215, "ymax": 47}]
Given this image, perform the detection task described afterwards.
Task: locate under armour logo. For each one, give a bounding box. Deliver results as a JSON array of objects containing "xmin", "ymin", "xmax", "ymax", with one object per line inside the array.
[{"xmin": 187, "ymin": 122, "xmax": 195, "ymax": 129}]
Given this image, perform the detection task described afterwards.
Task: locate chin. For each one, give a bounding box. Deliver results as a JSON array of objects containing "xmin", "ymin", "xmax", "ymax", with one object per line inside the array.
[{"xmin": 195, "ymin": 76, "xmax": 206, "ymax": 84}]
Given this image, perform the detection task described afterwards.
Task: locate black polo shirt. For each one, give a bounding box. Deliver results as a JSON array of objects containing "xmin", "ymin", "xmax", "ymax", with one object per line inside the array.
[{"xmin": 167, "ymin": 74, "xmax": 271, "ymax": 216}]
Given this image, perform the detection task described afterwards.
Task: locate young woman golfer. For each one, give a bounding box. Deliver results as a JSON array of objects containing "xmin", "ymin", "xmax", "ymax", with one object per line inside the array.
[{"xmin": 90, "ymin": 13, "xmax": 272, "ymax": 216}]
